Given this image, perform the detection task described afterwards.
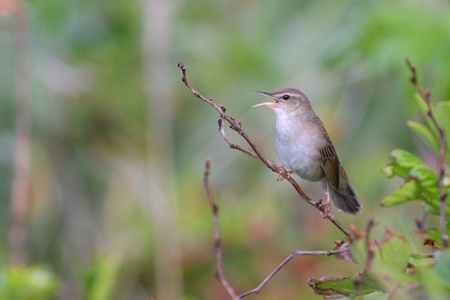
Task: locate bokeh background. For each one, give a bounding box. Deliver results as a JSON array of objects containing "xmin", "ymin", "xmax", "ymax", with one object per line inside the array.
[{"xmin": 1, "ymin": 0, "xmax": 450, "ymax": 299}]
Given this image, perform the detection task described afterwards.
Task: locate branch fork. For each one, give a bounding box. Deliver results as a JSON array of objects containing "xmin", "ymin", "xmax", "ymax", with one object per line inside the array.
[{"xmin": 178, "ymin": 61, "xmax": 356, "ymax": 298}]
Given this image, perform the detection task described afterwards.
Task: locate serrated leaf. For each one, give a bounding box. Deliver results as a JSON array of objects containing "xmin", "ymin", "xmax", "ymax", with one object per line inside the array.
[
  {"xmin": 409, "ymin": 164, "xmax": 439, "ymax": 198},
  {"xmin": 381, "ymin": 180, "xmax": 421, "ymax": 207},
  {"xmin": 390, "ymin": 149, "xmax": 424, "ymax": 168},
  {"xmin": 434, "ymin": 250, "xmax": 450, "ymax": 288},
  {"xmin": 364, "ymin": 229, "xmax": 413, "ymax": 291},
  {"xmin": 308, "ymin": 275, "xmax": 383, "ymax": 298},
  {"xmin": 423, "ymin": 203, "xmax": 450, "ymax": 216},
  {"xmin": 379, "ymin": 232, "xmax": 411, "ymax": 274},
  {"xmin": 407, "ymin": 120, "xmax": 439, "ymax": 151},
  {"xmin": 386, "ymin": 149, "xmax": 424, "ymax": 178},
  {"xmin": 350, "ymin": 238, "xmax": 369, "ymax": 266},
  {"xmin": 415, "ymin": 264, "xmax": 450, "ymax": 300}
]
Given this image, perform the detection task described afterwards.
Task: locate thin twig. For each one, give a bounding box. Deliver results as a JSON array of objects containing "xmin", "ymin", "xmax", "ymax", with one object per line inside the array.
[
  {"xmin": 406, "ymin": 59, "xmax": 448, "ymax": 249},
  {"xmin": 203, "ymin": 159, "xmax": 240, "ymax": 300},
  {"xmin": 203, "ymin": 159, "xmax": 352, "ymax": 299},
  {"xmin": 178, "ymin": 62, "xmax": 274, "ymax": 169},
  {"xmin": 240, "ymin": 248, "xmax": 349, "ymax": 298},
  {"xmin": 178, "ymin": 61, "xmax": 350, "ymax": 238},
  {"xmin": 354, "ymin": 219, "xmax": 377, "ymax": 299},
  {"xmin": 218, "ymin": 118, "xmax": 259, "ymax": 158}
]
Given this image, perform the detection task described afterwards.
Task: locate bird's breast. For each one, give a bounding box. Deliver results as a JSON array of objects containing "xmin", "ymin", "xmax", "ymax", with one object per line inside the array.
[{"xmin": 275, "ymin": 117, "xmax": 326, "ymax": 181}]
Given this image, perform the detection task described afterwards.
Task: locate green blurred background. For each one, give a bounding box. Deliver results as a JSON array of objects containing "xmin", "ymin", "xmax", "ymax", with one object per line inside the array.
[{"xmin": 1, "ymin": 0, "xmax": 449, "ymax": 299}]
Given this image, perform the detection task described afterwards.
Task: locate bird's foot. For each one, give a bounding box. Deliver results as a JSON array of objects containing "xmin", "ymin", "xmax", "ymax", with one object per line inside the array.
[
  {"xmin": 319, "ymin": 201, "xmax": 331, "ymax": 219},
  {"xmin": 276, "ymin": 166, "xmax": 293, "ymax": 181},
  {"xmin": 320, "ymin": 182, "xmax": 332, "ymax": 218}
]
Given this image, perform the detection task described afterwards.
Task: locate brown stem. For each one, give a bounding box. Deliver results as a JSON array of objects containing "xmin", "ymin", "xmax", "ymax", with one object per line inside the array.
[
  {"xmin": 203, "ymin": 159, "xmax": 352, "ymax": 299},
  {"xmin": 354, "ymin": 220, "xmax": 377, "ymax": 298},
  {"xmin": 240, "ymin": 248, "xmax": 349, "ymax": 298},
  {"xmin": 406, "ymin": 59, "xmax": 448, "ymax": 249},
  {"xmin": 218, "ymin": 118, "xmax": 259, "ymax": 158},
  {"xmin": 203, "ymin": 159, "xmax": 240, "ymax": 300},
  {"xmin": 178, "ymin": 61, "xmax": 350, "ymax": 238}
]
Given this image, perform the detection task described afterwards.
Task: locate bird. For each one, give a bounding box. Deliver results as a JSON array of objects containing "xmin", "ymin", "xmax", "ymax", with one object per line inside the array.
[{"xmin": 253, "ymin": 87, "xmax": 362, "ymax": 215}]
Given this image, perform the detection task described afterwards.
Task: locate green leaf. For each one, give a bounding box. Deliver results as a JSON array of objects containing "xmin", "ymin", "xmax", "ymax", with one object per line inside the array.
[
  {"xmin": 436, "ymin": 101, "xmax": 450, "ymax": 162},
  {"xmin": 379, "ymin": 234, "xmax": 411, "ymax": 274},
  {"xmin": 351, "ymin": 230, "xmax": 412, "ymax": 288},
  {"xmin": 412, "ymin": 250, "xmax": 450, "ymax": 300},
  {"xmin": 409, "ymin": 164, "xmax": 439, "ymax": 198},
  {"xmin": 381, "ymin": 180, "xmax": 421, "ymax": 207},
  {"xmin": 350, "ymin": 238, "xmax": 369, "ymax": 266},
  {"xmin": 414, "ymin": 94, "xmax": 440, "ymax": 139},
  {"xmin": 436, "ymin": 101, "xmax": 450, "ymax": 141},
  {"xmin": 434, "ymin": 250, "xmax": 450, "ymax": 288},
  {"xmin": 407, "ymin": 120, "xmax": 439, "ymax": 151},
  {"xmin": 308, "ymin": 275, "xmax": 383, "ymax": 298},
  {"xmin": 424, "ymin": 203, "xmax": 450, "ymax": 216},
  {"xmin": 341, "ymin": 291, "xmax": 389, "ymax": 300},
  {"xmin": 414, "ymin": 93, "xmax": 431, "ymax": 118},
  {"xmin": 415, "ymin": 264, "xmax": 450, "ymax": 300},
  {"xmin": 369, "ymin": 229, "xmax": 412, "ymax": 287},
  {"xmin": 386, "ymin": 149, "xmax": 424, "ymax": 178},
  {"xmin": 390, "ymin": 149, "xmax": 424, "ymax": 168}
]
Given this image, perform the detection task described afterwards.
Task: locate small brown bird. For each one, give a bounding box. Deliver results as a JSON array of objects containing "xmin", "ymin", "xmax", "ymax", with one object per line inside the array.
[{"xmin": 253, "ymin": 88, "xmax": 362, "ymax": 214}]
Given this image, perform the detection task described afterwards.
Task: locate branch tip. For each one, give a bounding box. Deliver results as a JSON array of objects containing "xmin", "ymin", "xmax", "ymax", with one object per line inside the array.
[{"xmin": 177, "ymin": 61, "xmax": 185, "ymax": 70}]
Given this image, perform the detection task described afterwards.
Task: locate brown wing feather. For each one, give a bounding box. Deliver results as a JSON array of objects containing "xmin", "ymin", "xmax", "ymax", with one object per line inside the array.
[{"xmin": 319, "ymin": 144, "xmax": 340, "ymax": 189}]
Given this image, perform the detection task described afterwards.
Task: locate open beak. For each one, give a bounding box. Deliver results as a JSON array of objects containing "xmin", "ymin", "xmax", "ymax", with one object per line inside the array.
[{"xmin": 252, "ymin": 91, "xmax": 279, "ymax": 108}]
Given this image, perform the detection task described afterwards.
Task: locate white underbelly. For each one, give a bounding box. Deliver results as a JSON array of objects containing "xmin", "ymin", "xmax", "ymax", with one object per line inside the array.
[{"xmin": 275, "ymin": 127, "xmax": 325, "ymax": 182}]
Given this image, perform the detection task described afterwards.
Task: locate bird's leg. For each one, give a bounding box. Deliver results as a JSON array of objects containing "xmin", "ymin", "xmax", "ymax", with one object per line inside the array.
[
  {"xmin": 320, "ymin": 181, "xmax": 331, "ymax": 218},
  {"xmin": 276, "ymin": 165, "xmax": 293, "ymax": 181}
]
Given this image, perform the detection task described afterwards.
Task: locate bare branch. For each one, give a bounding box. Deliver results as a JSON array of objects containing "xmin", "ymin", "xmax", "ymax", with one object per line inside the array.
[
  {"xmin": 406, "ymin": 59, "xmax": 448, "ymax": 249},
  {"xmin": 218, "ymin": 118, "xmax": 259, "ymax": 158},
  {"xmin": 178, "ymin": 61, "xmax": 350, "ymax": 238},
  {"xmin": 240, "ymin": 248, "xmax": 350, "ymax": 298},
  {"xmin": 203, "ymin": 159, "xmax": 352, "ymax": 299},
  {"xmin": 354, "ymin": 220, "xmax": 377, "ymax": 298},
  {"xmin": 203, "ymin": 159, "xmax": 240, "ymax": 300}
]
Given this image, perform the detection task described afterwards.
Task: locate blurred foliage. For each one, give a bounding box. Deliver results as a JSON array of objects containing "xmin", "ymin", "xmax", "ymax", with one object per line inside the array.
[
  {"xmin": 345, "ymin": 230, "xmax": 450, "ymax": 299},
  {"xmin": 80, "ymin": 256, "xmax": 121, "ymax": 300},
  {"xmin": 0, "ymin": 0, "xmax": 448, "ymax": 299},
  {"xmin": 0, "ymin": 266, "xmax": 59, "ymax": 300},
  {"xmin": 308, "ymin": 72, "xmax": 450, "ymax": 298}
]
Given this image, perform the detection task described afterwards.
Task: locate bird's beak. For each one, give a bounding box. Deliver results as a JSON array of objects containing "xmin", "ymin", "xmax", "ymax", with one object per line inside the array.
[{"xmin": 252, "ymin": 91, "xmax": 279, "ymax": 108}]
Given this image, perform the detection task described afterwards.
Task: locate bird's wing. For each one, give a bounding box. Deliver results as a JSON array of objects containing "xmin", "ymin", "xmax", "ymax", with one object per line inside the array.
[{"xmin": 319, "ymin": 144, "xmax": 340, "ymax": 189}]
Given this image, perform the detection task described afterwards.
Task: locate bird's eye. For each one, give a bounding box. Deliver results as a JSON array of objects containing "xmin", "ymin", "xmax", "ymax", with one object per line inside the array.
[{"xmin": 282, "ymin": 95, "xmax": 290, "ymax": 100}]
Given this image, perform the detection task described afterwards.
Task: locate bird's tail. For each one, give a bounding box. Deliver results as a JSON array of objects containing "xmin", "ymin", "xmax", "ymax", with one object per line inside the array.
[{"xmin": 330, "ymin": 179, "xmax": 362, "ymax": 214}]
